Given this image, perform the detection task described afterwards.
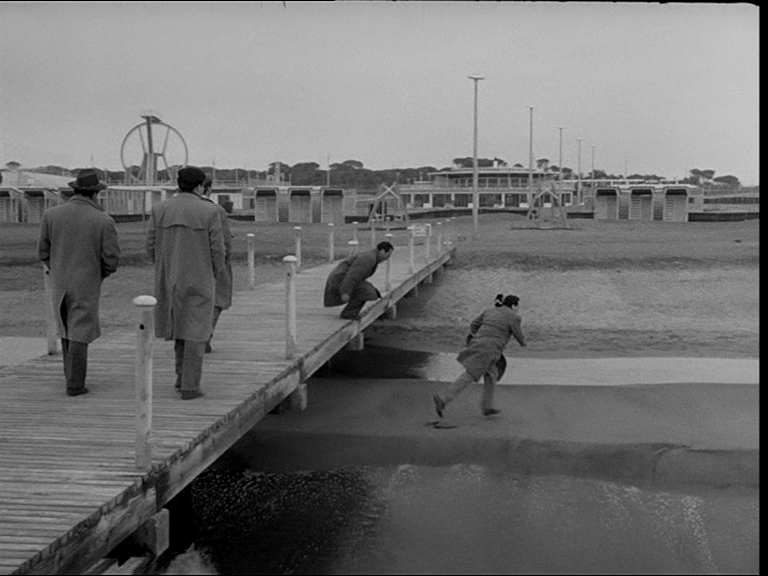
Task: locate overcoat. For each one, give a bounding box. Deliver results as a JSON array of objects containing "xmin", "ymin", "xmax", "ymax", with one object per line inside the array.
[
  {"xmin": 203, "ymin": 197, "xmax": 233, "ymax": 309},
  {"xmin": 146, "ymin": 192, "xmax": 225, "ymax": 342},
  {"xmin": 457, "ymin": 305, "xmax": 526, "ymax": 380},
  {"xmin": 38, "ymin": 195, "xmax": 120, "ymax": 343},
  {"xmin": 323, "ymin": 248, "xmax": 380, "ymax": 307}
]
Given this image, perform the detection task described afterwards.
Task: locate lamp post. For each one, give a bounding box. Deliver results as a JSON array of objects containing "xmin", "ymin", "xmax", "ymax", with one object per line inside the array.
[
  {"xmin": 576, "ymin": 138, "xmax": 583, "ymax": 203},
  {"xmin": 528, "ymin": 106, "xmax": 534, "ymax": 207},
  {"xmin": 591, "ymin": 144, "xmax": 595, "ymax": 192},
  {"xmin": 558, "ymin": 126, "xmax": 563, "ymax": 182},
  {"xmin": 468, "ymin": 74, "xmax": 484, "ymax": 239}
]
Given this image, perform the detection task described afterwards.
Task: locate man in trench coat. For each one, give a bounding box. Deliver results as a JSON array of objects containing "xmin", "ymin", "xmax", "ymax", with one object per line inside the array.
[
  {"xmin": 146, "ymin": 166, "xmax": 225, "ymax": 400},
  {"xmin": 324, "ymin": 241, "xmax": 394, "ymax": 319},
  {"xmin": 38, "ymin": 168, "xmax": 120, "ymax": 396},
  {"xmin": 201, "ymin": 176, "xmax": 233, "ymax": 353}
]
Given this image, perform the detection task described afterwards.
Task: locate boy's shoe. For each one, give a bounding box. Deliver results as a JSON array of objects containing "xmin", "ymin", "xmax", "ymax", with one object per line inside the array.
[
  {"xmin": 181, "ymin": 390, "xmax": 205, "ymax": 400},
  {"xmin": 483, "ymin": 408, "xmax": 501, "ymax": 416},
  {"xmin": 66, "ymin": 387, "xmax": 89, "ymax": 397}
]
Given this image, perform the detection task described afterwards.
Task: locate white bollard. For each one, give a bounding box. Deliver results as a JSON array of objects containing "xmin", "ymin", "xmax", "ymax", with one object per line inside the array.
[
  {"xmin": 247, "ymin": 233, "xmax": 255, "ymax": 290},
  {"xmin": 385, "ymin": 232, "xmax": 393, "ymax": 292},
  {"xmin": 352, "ymin": 221, "xmax": 359, "ymax": 243},
  {"xmin": 348, "ymin": 239, "xmax": 359, "ymax": 256},
  {"xmin": 370, "ymin": 218, "xmax": 377, "ymax": 248},
  {"xmin": 42, "ymin": 264, "xmax": 57, "ymax": 355},
  {"xmin": 283, "ymin": 256, "xmax": 297, "ymax": 359},
  {"xmin": 293, "ymin": 227, "xmax": 302, "ymax": 272},
  {"xmin": 425, "ymin": 223, "xmax": 432, "ymax": 261},
  {"xmin": 436, "ymin": 222, "xmax": 443, "ymax": 254},
  {"xmin": 328, "ymin": 223, "xmax": 335, "ymax": 263},
  {"xmin": 133, "ymin": 295, "xmax": 157, "ymax": 471},
  {"xmin": 408, "ymin": 226, "xmax": 415, "ymax": 273}
]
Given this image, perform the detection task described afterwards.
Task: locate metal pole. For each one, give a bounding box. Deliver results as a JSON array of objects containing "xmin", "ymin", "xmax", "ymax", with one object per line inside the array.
[
  {"xmin": 436, "ymin": 221, "xmax": 443, "ymax": 254},
  {"xmin": 468, "ymin": 74, "xmax": 484, "ymax": 239},
  {"xmin": 144, "ymin": 116, "xmax": 154, "ymax": 187},
  {"xmin": 558, "ymin": 126, "xmax": 563, "ymax": 183},
  {"xmin": 591, "ymin": 145, "xmax": 595, "ymax": 192},
  {"xmin": 247, "ymin": 233, "xmax": 255, "ymax": 289},
  {"xmin": 133, "ymin": 295, "xmax": 156, "ymax": 471},
  {"xmin": 577, "ymin": 138, "xmax": 583, "ymax": 203},
  {"xmin": 528, "ymin": 106, "xmax": 534, "ymax": 207},
  {"xmin": 283, "ymin": 256, "xmax": 297, "ymax": 359},
  {"xmin": 408, "ymin": 226, "xmax": 415, "ymax": 273}
]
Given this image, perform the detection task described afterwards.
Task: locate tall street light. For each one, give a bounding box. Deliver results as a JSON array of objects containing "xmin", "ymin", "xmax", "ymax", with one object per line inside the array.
[
  {"xmin": 468, "ymin": 74, "xmax": 484, "ymax": 239},
  {"xmin": 591, "ymin": 144, "xmax": 595, "ymax": 191},
  {"xmin": 576, "ymin": 138, "xmax": 583, "ymax": 204},
  {"xmin": 528, "ymin": 106, "xmax": 534, "ymax": 207},
  {"xmin": 558, "ymin": 126, "xmax": 564, "ymax": 183}
]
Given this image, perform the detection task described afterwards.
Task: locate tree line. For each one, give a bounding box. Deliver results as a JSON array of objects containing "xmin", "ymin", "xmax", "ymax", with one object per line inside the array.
[{"xmin": 27, "ymin": 159, "xmax": 743, "ymax": 191}]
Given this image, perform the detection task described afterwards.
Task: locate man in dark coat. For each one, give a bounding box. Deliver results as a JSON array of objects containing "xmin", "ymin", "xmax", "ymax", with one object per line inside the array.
[
  {"xmin": 146, "ymin": 166, "xmax": 225, "ymax": 400},
  {"xmin": 38, "ymin": 168, "xmax": 120, "ymax": 396},
  {"xmin": 324, "ymin": 241, "xmax": 394, "ymax": 319},
  {"xmin": 201, "ymin": 176, "xmax": 233, "ymax": 353}
]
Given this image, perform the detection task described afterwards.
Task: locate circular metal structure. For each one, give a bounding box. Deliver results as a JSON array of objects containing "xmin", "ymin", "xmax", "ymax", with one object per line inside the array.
[{"xmin": 120, "ymin": 116, "xmax": 188, "ymax": 185}]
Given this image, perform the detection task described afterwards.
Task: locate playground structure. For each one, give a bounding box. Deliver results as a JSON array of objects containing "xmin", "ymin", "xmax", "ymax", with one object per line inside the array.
[
  {"xmin": 526, "ymin": 184, "xmax": 570, "ymax": 229},
  {"xmin": 120, "ymin": 111, "xmax": 188, "ymax": 186},
  {"xmin": 366, "ymin": 183, "xmax": 411, "ymax": 230}
]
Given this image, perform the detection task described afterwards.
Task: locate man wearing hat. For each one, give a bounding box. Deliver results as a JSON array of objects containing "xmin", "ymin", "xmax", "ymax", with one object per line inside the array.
[
  {"xmin": 146, "ymin": 166, "xmax": 225, "ymax": 400},
  {"xmin": 38, "ymin": 168, "xmax": 120, "ymax": 396}
]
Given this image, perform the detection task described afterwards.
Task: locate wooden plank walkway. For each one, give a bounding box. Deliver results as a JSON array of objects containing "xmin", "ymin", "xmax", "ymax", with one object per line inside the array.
[{"xmin": 0, "ymin": 242, "xmax": 455, "ymax": 575}]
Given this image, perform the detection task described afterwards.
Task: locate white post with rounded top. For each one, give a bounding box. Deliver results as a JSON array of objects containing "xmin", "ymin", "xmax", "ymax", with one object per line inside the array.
[
  {"xmin": 43, "ymin": 264, "xmax": 57, "ymax": 354},
  {"xmin": 293, "ymin": 227, "xmax": 302, "ymax": 272},
  {"xmin": 133, "ymin": 295, "xmax": 156, "ymax": 471},
  {"xmin": 327, "ymin": 223, "xmax": 335, "ymax": 263},
  {"xmin": 384, "ymin": 233, "xmax": 393, "ymax": 292},
  {"xmin": 283, "ymin": 256, "xmax": 297, "ymax": 359}
]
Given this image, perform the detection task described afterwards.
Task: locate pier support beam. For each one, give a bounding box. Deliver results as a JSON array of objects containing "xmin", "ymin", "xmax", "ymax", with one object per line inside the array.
[
  {"xmin": 345, "ymin": 331, "xmax": 364, "ymax": 351},
  {"xmin": 132, "ymin": 509, "xmax": 170, "ymax": 556}
]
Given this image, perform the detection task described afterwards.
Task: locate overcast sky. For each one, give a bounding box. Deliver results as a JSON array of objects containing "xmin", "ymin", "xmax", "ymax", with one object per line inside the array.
[{"xmin": 0, "ymin": 2, "xmax": 759, "ymax": 184}]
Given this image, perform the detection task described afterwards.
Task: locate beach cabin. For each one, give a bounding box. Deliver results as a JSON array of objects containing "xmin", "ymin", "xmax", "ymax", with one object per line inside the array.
[
  {"xmin": 0, "ymin": 188, "xmax": 23, "ymax": 223},
  {"xmin": 594, "ymin": 188, "xmax": 620, "ymax": 220},
  {"xmin": 288, "ymin": 188, "xmax": 312, "ymax": 223},
  {"xmin": 252, "ymin": 188, "xmax": 279, "ymax": 222},
  {"xmin": 662, "ymin": 187, "xmax": 690, "ymax": 222},
  {"xmin": 628, "ymin": 187, "xmax": 654, "ymax": 221},
  {"xmin": 319, "ymin": 188, "xmax": 345, "ymax": 224}
]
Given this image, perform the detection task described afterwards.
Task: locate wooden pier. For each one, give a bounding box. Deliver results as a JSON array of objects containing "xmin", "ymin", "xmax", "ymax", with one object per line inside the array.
[{"xmin": 0, "ymin": 233, "xmax": 456, "ymax": 575}]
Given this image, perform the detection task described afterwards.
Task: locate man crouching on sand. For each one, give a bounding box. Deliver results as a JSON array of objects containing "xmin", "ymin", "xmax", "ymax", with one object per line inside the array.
[{"xmin": 323, "ymin": 241, "xmax": 394, "ymax": 320}]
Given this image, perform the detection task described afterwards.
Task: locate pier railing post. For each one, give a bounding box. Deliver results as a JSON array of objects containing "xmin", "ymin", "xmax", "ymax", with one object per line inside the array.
[
  {"xmin": 408, "ymin": 226, "xmax": 415, "ymax": 273},
  {"xmin": 327, "ymin": 223, "xmax": 335, "ymax": 263},
  {"xmin": 352, "ymin": 220, "xmax": 359, "ymax": 243},
  {"xmin": 283, "ymin": 256, "xmax": 297, "ymax": 359},
  {"xmin": 385, "ymin": 232, "xmax": 393, "ymax": 292},
  {"xmin": 425, "ymin": 223, "xmax": 432, "ymax": 261},
  {"xmin": 42, "ymin": 264, "xmax": 57, "ymax": 355},
  {"xmin": 133, "ymin": 295, "xmax": 156, "ymax": 471},
  {"xmin": 247, "ymin": 233, "xmax": 255, "ymax": 290},
  {"xmin": 436, "ymin": 221, "xmax": 443, "ymax": 254},
  {"xmin": 348, "ymin": 239, "xmax": 359, "ymax": 256},
  {"xmin": 293, "ymin": 226, "xmax": 302, "ymax": 272}
]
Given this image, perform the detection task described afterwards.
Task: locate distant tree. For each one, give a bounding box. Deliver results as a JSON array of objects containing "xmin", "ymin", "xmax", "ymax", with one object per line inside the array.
[
  {"xmin": 513, "ymin": 163, "xmax": 524, "ymax": 168},
  {"xmin": 493, "ymin": 157, "xmax": 508, "ymax": 167},
  {"xmin": 452, "ymin": 157, "xmax": 495, "ymax": 169},
  {"xmin": 341, "ymin": 160, "xmax": 364, "ymax": 170},
  {"xmin": 713, "ymin": 175, "xmax": 741, "ymax": 189},
  {"xmin": 700, "ymin": 169, "xmax": 716, "ymax": 182},
  {"xmin": 536, "ymin": 158, "xmax": 550, "ymax": 170}
]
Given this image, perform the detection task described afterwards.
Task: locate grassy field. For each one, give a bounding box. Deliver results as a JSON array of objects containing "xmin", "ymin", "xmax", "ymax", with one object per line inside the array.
[{"xmin": 0, "ymin": 214, "xmax": 760, "ymax": 359}]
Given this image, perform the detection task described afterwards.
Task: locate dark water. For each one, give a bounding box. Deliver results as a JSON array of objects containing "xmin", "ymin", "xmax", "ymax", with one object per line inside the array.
[{"xmin": 147, "ymin": 465, "xmax": 758, "ymax": 575}]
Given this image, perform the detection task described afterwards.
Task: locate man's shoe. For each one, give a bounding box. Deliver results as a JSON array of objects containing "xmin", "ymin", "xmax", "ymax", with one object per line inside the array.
[
  {"xmin": 483, "ymin": 408, "xmax": 501, "ymax": 416},
  {"xmin": 174, "ymin": 377, "xmax": 181, "ymax": 389},
  {"xmin": 181, "ymin": 390, "xmax": 205, "ymax": 400},
  {"xmin": 66, "ymin": 387, "xmax": 89, "ymax": 397},
  {"xmin": 205, "ymin": 342, "xmax": 213, "ymax": 354},
  {"xmin": 433, "ymin": 394, "xmax": 445, "ymax": 418}
]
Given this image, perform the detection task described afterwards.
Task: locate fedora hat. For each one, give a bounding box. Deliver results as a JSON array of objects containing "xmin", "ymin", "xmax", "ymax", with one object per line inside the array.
[{"xmin": 69, "ymin": 168, "xmax": 107, "ymax": 192}]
